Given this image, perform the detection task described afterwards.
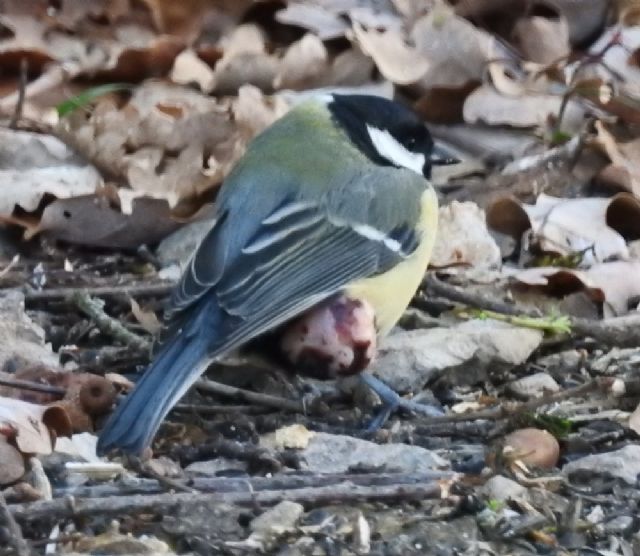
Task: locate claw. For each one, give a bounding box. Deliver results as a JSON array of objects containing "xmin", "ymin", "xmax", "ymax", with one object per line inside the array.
[{"xmin": 360, "ymin": 373, "xmax": 444, "ymax": 432}]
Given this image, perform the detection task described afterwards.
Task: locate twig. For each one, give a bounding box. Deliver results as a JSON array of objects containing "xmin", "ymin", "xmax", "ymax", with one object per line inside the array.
[
  {"xmin": 425, "ymin": 378, "xmax": 607, "ymax": 424},
  {"xmin": 501, "ymin": 132, "xmax": 585, "ymax": 175},
  {"xmin": 423, "ymin": 274, "xmax": 530, "ymax": 317},
  {"xmin": 173, "ymin": 403, "xmax": 272, "ymax": 415},
  {"xmin": 8, "ymin": 58, "xmax": 28, "ymax": 129},
  {"xmin": 126, "ymin": 457, "xmax": 198, "ymax": 494},
  {"xmin": 0, "ymin": 492, "xmax": 31, "ymax": 556},
  {"xmin": 10, "ymin": 481, "xmax": 448, "ymax": 523},
  {"xmin": 0, "ymin": 376, "xmax": 65, "ymax": 396},
  {"xmin": 424, "ymin": 275, "xmax": 640, "ymax": 347},
  {"xmin": 196, "ymin": 378, "xmax": 305, "ymax": 413},
  {"xmin": 52, "ymin": 470, "xmax": 457, "ymax": 499},
  {"xmin": 25, "ymin": 282, "xmax": 174, "ymax": 303},
  {"xmin": 0, "ymin": 61, "xmax": 82, "ymax": 115},
  {"xmin": 69, "ymin": 290, "xmax": 151, "ymax": 352}
]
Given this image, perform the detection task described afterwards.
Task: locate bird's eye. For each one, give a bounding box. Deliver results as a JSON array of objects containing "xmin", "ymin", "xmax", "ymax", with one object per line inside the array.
[{"xmin": 407, "ymin": 137, "xmax": 416, "ymax": 147}]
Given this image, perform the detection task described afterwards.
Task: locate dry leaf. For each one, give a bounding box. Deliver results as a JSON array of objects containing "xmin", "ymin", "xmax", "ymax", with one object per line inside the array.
[
  {"xmin": 594, "ymin": 121, "xmax": 640, "ymax": 197},
  {"xmin": 628, "ymin": 401, "xmax": 640, "ymax": 435},
  {"xmin": 273, "ymin": 33, "xmax": 329, "ymax": 90},
  {"xmin": 0, "ymin": 128, "xmax": 102, "ymax": 215},
  {"xmin": 512, "ymin": 15, "xmax": 570, "ymax": 64},
  {"xmin": 0, "ymin": 396, "xmax": 72, "ymax": 454},
  {"xmin": 212, "ymin": 24, "xmax": 279, "ymax": 94},
  {"xmin": 170, "ymin": 48, "xmax": 215, "ymax": 93},
  {"xmin": 130, "ymin": 298, "xmax": 162, "ymax": 335},
  {"xmin": 0, "ymin": 436, "xmax": 25, "ymax": 485},
  {"xmin": 276, "ymin": 3, "xmax": 349, "ymax": 40},
  {"xmin": 0, "ymin": 291, "xmax": 58, "ymax": 370},
  {"xmin": 58, "ymin": 81, "xmax": 237, "ymax": 210},
  {"xmin": 34, "ymin": 195, "xmax": 181, "ymax": 248},
  {"xmin": 351, "ymin": 23, "xmax": 430, "ymax": 85},
  {"xmin": 431, "ymin": 202, "xmax": 501, "ymax": 269},
  {"xmin": 488, "ymin": 194, "xmax": 640, "ymax": 265},
  {"xmin": 464, "ymin": 85, "xmax": 584, "ymax": 129},
  {"xmin": 513, "ymin": 261, "xmax": 640, "ymax": 317},
  {"xmin": 411, "ymin": 7, "xmax": 501, "ymax": 90},
  {"xmin": 232, "ymin": 85, "xmax": 290, "ymax": 140}
]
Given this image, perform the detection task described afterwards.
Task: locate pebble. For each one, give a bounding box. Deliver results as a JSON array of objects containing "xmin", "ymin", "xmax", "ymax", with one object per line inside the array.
[
  {"xmin": 563, "ymin": 444, "xmax": 640, "ymax": 485},
  {"xmin": 507, "ymin": 372, "xmax": 560, "ymax": 399}
]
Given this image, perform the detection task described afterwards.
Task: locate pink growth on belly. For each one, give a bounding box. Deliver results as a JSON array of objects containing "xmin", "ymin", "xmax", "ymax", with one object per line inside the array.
[{"xmin": 280, "ymin": 296, "xmax": 376, "ymax": 379}]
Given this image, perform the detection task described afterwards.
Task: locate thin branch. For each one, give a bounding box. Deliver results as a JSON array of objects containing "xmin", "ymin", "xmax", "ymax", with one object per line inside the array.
[
  {"xmin": 424, "ymin": 275, "xmax": 640, "ymax": 347},
  {"xmin": 424, "ymin": 378, "xmax": 609, "ymax": 424},
  {"xmin": 0, "ymin": 376, "xmax": 65, "ymax": 396},
  {"xmin": 25, "ymin": 282, "xmax": 174, "ymax": 303},
  {"xmin": 8, "ymin": 58, "xmax": 28, "ymax": 129},
  {"xmin": 69, "ymin": 290, "xmax": 151, "ymax": 352},
  {"xmin": 196, "ymin": 378, "xmax": 305, "ymax": 413},
  {"xmin": 0, "ymin": 492, "xmax": 31, "ymax": 556},
  {"xmin": 11, "ymin": 481, "xmax": 449, "ymax": 523},
  {"xmin": 52, "ymin": 471, "xmax": 457, "ymax": 500},
  {"xmin": 0, "ymin": 61, "xmax": 82, "ymax": 115}
]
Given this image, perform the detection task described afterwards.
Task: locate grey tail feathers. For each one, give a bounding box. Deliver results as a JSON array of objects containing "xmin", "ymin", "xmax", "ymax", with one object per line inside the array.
[{"xmin": 97, "ymin": 324, "xmax": 210, "ymax": 456}]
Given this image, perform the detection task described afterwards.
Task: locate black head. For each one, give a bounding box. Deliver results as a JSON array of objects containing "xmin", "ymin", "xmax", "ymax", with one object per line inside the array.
[{"xmin": 328, "ymin": 94, "xmax": 435, "ymax": 179}]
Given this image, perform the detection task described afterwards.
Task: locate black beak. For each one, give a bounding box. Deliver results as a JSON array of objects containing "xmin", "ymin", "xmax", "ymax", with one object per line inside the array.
[{"xmin": 430, "ymin": 144, "xmax": 460, "ymax": 166}]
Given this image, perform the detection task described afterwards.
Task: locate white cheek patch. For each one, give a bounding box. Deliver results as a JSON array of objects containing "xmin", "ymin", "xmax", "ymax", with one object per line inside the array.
[{"xmin": 366, "ymin": 124, "xmax": 426, "ymax": 176}]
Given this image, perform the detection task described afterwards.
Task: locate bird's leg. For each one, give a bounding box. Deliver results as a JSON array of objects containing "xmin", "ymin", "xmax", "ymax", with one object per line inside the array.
[
  {"xmin": 360, "ymin": 373, "xmax": 444, "ymax": 432},
  {"xmin": 279, "ymin": 296, "xmax": 444, "ymax": 426}
]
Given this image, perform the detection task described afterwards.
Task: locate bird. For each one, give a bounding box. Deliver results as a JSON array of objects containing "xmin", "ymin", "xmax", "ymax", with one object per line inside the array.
[{"xmin": 97, "ymin": 94, "xmax": 442, "ymax": 456}]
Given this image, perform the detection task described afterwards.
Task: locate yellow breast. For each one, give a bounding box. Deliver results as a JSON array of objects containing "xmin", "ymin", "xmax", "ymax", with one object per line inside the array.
[{"xmin": 344, "ymin": 186, "xmax": 438, "ymax": 336}]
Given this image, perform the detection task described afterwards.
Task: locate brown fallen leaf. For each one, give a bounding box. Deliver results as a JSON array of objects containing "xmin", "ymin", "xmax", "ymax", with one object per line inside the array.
[
  {"xmin": 513, "ymin": 261, "xmax": 640, "ymax": 317},
  {"xmin": 594, "ymin": 121, "xmax": 640, "ymax": 197},
  {"xmin": 463, "ymin": 85, "xmax": 584, "ymax": 129},
  {"xmin": 130, "ymin": 298, "xmax": 162, "ymax": 335},
  {"xmin": 211, "ymin": 23, "xmax": 280, "ymax": 94},
  {"xmin": 431, "ymin": 202, "xmax": 501, "ymax": 269},
  {"xmin": 273, "ymin": 33, "xmax": 329, "ymax": 90},
  {"xmin": 0, "ymin": 291, "xmax": 58, "ymax": 371},
  {"xmin": 0, "ymin": 366, "xmax": 118, "ymax": 433},
  {"xmin": 512, "ymin": 14, "xmax": 570, "ymax": 64},
  {"xmin": 170, "ymin": 48, "xmax": 216, "ymax": 93},
  {"xmin": 232, "ymin": 85, "xmax": 290, "ymax": 141},
  {"xmin": 351, "ymin": 23, "xmax": 430, "ymax": 85},
  {"xmin": 627, "ymin": 400, "xmax": 640, "ymax": 436},
  {"xmin": 31, "ymin": 194, "xmax": 182, "ymax": 248},
  {"xmin": 0, "ymin": 396, "xmax": 72, "ymax": 454},
  {"xmin": 276, "ymin": 2, "xmax": 349, "ymax": 40},
  {"xmin": 0, "ymin": 436, "xmax": 25, "ymax": 485},
  {"xmin": 58, "ymin": 81, "xmax": 237, "ymax": 210},
  {"xmin": 411, "ymin": 6, "xmax": 502, "ymax": 90},
  {"xmin": 0, "ymin": 128, "xmax": 102, "ymax": 216},
  {"xmin": 487, "ymin": 193, "xmax": 640, "ymax": 265}
]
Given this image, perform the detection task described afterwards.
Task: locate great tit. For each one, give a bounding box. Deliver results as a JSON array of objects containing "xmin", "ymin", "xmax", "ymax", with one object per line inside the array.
[{"xmin": 97, "ymin": 94, "xmax": 440, "ymax": 455}]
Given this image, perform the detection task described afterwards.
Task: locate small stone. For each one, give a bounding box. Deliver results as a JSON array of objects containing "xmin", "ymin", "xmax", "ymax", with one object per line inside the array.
[
  {"xmin": 585, "ymin": 505, "xmax": 605, "ymax": 524},
  {"xmin": 503, "ymin": 428, "xmax": 560, "ymax": 469},
  {"xmin": 146, "ymin": 456, "xmax": 181, "ymax": 478},
  {"xmin": 0, "ymin": 438, "xmax": 25, "ymax": 485},
  {"xmin": 563, "ymin": 444, "xmax": 640, "ymax": 485},
  {"xmin": 184, "ymin": 458, "xmax": 247, "ymax": 476},
  {"xmin": 370, "ymin": 320, "xmax": 543, "ymax": 392},
  {"xmin": 481, "ymin": 475, "xmax": 528, "ymax": 503},
  {"xmin": 604, "ymin": 515, "xmax": 634, "ymax": 535},
  {"xmin": 298, "ymin": 432, "xmax": 448, "ymax": 473},
  {"xmin": 273, "ymin": 424, "xmax": 315, "ymax": 450},
  {"xmin": 507, "ymin": 372, "xmax": 560, "ymax": 399},
  {"xmin": 251, "ymin": 501, "xmax": 304, "ymax": 536}
]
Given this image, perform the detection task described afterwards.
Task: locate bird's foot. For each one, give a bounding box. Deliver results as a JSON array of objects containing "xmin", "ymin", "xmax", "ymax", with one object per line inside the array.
[{"xmin": 359, "ymin": 373, "xmax": 444, "ymax": 432}]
